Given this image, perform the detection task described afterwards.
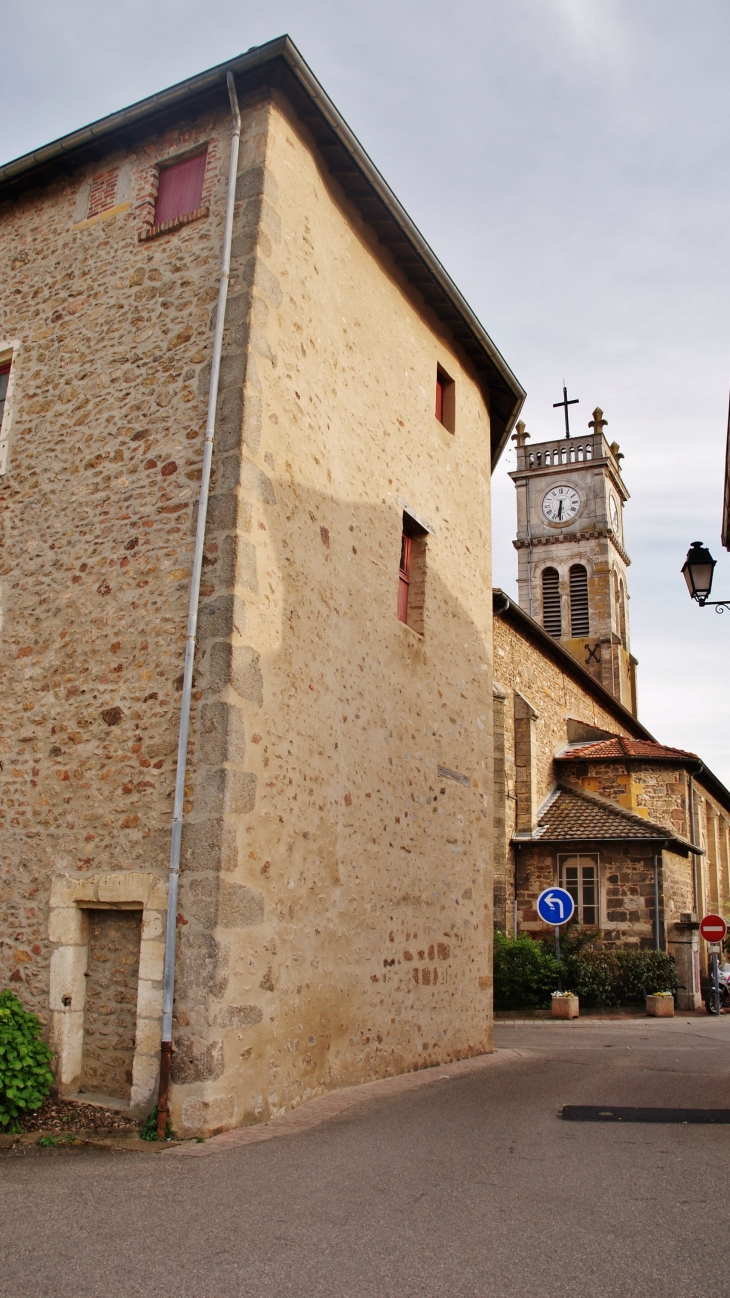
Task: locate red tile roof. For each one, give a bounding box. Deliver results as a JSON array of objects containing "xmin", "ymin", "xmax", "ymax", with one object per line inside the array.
[
  {"xmin": 512, "ymin": 784, "xmax": 694, "ymax": 854},
  {"xmin": 556, "ymin": 737, "xmax": 699, "ymax": 763}
]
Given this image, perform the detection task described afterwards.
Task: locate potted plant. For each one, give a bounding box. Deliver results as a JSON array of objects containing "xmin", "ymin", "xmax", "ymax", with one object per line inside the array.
[
  {"xmin": 552, "ymin": 990, "xmax": 579, "ymax": 1019},
  {"xmin": 646, "ymin": 991, "xmax": 674, "ymax": 1018}
]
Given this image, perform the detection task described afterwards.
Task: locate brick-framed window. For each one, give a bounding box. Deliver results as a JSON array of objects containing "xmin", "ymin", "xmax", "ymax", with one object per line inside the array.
[
  {"xmin": 156, "ymin": 151, "xmax": 207, "ymax": 225},
  {"xmin": 397, "ymin": 512, "xmax": 428, "ymax": 635},
  {"xmin": 148, "ymin": 150, "xmax": 208, "ymax": 238},
  {"xmin": 435, "ymin": 365, "xmax": 455, "ymax": 433},
  {"xmin": 559, "ymin": 853, "xmax": 599, "ymax": 926}
]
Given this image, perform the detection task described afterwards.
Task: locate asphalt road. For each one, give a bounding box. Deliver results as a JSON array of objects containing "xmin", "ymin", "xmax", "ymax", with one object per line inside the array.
[{"xmin": 2, "ymin": 1017, "xmax": 730, "ymax": 1298}]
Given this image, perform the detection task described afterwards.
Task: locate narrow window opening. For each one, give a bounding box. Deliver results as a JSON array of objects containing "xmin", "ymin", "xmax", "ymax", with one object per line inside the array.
[
  {"xmin": 619, "ymin": 577, "xmax": 627, "ymax": 647},
  {"xmin": 397, "ymin": 513, "xmax": 427, "ymax": 635},
  {"xmin": 569, "ymin": 564, "xmax": 590, "ymax": 636},
  {"xmin": 0, "ymin": 362, "xmax": 11, "ymax": 433},
  {"xmin": 542, "ymin": 567, "xmax": 561, "ymax": 638},
  {"xmin": 435, "ymin": 365, "xmax": 455, "ymax": 433},
  {"xmin": 559, "ymin": 854, "xmax": 599, "ymax": 926},
  {"xmin": 154, "ymin": 150, "xmax": 207, "ymax": 229}
]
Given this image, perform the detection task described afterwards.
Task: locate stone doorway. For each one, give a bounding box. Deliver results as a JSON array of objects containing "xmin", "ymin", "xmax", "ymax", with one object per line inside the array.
[{"xmin": 80, "ymin": 908, "xmax": 143, "ymax": 1101}]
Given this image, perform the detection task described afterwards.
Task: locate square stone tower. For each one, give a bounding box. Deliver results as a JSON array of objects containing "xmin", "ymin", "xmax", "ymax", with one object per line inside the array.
[{"xmin": 508, "ymin": 408, "xmax": 638, "ymax": 714}]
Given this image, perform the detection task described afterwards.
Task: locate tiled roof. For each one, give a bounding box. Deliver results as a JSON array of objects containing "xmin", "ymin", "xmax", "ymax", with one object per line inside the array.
[
  {"xmin": 556, "ymin": 737, "xmax": 699, "ymax": 763},
  {"xmin": 514, "ymin": 784, "xmax": 691, "ymax": 850}
]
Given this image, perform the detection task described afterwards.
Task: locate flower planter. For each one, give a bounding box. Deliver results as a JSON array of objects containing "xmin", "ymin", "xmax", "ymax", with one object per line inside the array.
[
  {"xmin": 552, "ymin": 995, "xmax": 579, "ymax": 1019},
  {"xmin": 646, "ymin": 994, "xmax": 674, "ymax": 1018}
]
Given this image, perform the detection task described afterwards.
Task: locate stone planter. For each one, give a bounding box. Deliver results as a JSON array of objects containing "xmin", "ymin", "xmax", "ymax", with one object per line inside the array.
[
  {"xmin": 552, "ymin": 995, "xmax": 579, "ymax": 1019},
  {"xmin": 646, "ymin": 994, "xmax": 674, "ymax": 1018}
]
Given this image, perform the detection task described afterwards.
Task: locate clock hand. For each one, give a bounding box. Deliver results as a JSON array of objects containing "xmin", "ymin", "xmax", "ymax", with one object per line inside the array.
[{"xmin": 557, "ymin": 500, "xmax": 563, "ymax": 520}]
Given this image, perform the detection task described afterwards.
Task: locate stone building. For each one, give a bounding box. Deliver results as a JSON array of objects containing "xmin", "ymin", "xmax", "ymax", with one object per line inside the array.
[
  {"xmin": 0, "ymin": 38, "xmax": 525, "ymax": 1134},
  {"xmin": 495, "ymin": 407, "xmax": 730, "ymax": 1008}
]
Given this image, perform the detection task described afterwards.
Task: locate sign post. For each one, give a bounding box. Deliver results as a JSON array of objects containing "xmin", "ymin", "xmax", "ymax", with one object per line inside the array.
[
  {"xmin": 537, "ymin": 888, "xmax": 576, "ymax": 991},
  {"xmin": 699, "ymin": 914, "xmax": 728, "ymax": 1015}
]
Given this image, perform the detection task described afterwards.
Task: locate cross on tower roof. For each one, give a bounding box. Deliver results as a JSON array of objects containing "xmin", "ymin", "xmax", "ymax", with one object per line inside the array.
[{"xmin": 553, "ymin": 385, "xmax": 579, "ymax": 439}]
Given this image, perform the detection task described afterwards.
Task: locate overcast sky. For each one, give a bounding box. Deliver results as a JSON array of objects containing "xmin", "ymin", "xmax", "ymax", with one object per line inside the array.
[{"xmin": 4, "ymin": 1, "xmax": 730, "ymax": 781}]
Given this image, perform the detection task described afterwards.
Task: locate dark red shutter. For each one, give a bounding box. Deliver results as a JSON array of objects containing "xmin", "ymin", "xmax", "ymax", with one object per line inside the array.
[
  {"xmin": 155, "ymin": 152, "xmax": 207, "ymax": 227},
  {"xmin": 398, "ymin": 532, "xmax": 411, "ymax": 623},
  {"xmin": 435, "ymin": 375, "xmax": 444, "ymax": 423}
]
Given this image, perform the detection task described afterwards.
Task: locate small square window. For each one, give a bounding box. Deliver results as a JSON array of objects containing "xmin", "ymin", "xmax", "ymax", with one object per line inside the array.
[
  {"xmin": 435, "ymin": 365, "xmax": 455, "ymax": 433},
  {"xmin": 154, "ymin": 151, "xmax": 207, "ymax": 228}
]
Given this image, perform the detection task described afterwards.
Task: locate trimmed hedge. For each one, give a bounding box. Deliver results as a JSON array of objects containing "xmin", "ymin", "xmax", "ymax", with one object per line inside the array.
[
  {"xmin": 493, "ymin": 931, "xmax": 562, "ymax": 1009},
  {"xmin": 493, "ymin": 931, "xmax": 678, "ymax": 1011}
]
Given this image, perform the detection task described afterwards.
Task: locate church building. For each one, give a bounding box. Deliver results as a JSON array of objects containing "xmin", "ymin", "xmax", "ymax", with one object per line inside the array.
[{"xmin": 495, "ymin": 412, "xmax": 730, "ymax": 1009}]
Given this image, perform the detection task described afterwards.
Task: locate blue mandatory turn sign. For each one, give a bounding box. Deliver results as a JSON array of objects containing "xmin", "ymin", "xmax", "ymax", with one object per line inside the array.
[{"xmin": 536, "ymin": 887, "xmax": 575, "ymax": 926}]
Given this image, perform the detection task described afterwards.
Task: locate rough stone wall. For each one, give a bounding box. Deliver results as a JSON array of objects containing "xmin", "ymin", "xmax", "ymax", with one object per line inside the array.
[
  {"xmin": 0, "ymin": 97, "xmax": 264, "ymax": 1037},
  {"xmin": 1, "ymin": 83, "xmax": 498, "ymax": 1136},
  {"xmin": 80, "ymin": 907, "xmax": 142, "ymax": 1100},
  {"xmin": 516, "ymin": 842, "xmax": 665, "ymax": 948},
  {"xmin": 492, "ymin": 612, "xmax": 635, "ymax": 929},
  {"xmin": 570, "ymin": 760, "xmax": 730, "ymax": 926},
  {"xmin": 169, "ymin": 90, "xmax": 495, "ymax": 1136}
]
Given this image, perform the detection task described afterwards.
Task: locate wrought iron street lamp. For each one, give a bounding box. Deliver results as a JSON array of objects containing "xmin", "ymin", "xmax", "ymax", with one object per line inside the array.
[{"xmin": 682, "ymin": 541, "xmax": 730, "ymax": 610}]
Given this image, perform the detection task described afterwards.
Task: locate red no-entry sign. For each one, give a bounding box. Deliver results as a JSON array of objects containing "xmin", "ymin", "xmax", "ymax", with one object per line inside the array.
[{"xmin": 700, "ymin": 914, "xmax": 728, "ymax": 943}]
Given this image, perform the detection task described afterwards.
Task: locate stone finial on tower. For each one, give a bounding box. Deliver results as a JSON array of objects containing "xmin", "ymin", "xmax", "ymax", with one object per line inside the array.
[
  {"xmin": 609, "ymin": 441, "xmax": 624, "ymax": 465},
  {"xmin": 588, "ymin": 407, "xmax": 608, "ymax": 435},
  {"xmin": 512, "ymin": 420, "xmax": 530, "ymax": 448}
]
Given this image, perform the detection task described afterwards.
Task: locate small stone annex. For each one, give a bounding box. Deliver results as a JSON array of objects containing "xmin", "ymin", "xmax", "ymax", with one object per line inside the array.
[
  {"xmin": 494, "ymin": 416, "xmax": 730, "ymax": 1010},
  {"xmin": 0, "ymin": 38, "xmax": 525, "ymax": 1135}
]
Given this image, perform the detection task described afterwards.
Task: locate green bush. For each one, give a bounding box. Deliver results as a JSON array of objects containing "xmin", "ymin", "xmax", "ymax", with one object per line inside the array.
[
  {"xmin": 0, "ymin": 990, "xmax": 55, "ymax": 1132},
  {"xmin": 493, "ymin": 931, "xmax": 562, "ymax": 1010},
  {"xmin": 493, "ymin": 932, "xmax": 678, "ymax": 1011}
]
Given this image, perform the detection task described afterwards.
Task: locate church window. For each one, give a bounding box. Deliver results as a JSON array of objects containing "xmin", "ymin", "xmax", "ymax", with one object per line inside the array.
[
  {"xmin": 559, "ymin": 853, "xmax": 599, "ymax": 926},
  {"xmin": 541, "ymin": 567, "xmax": 561, "ymax": 638},
  {"xmin": 397, "ymin": 512, "xmax": 427, "ymax": 635},
  {"xmin": 569, "ymin": 564, "xmax": 590, "ymax": 636},
  {"xmin": 619, "ymin": 577, "xmax": 627, "ymax": 647},
  {"xmin": 154, "ymin": 150, "xmax": 208, "ymax": 228},
  {"xmin": 435, "ymin": 365, "xmax": 455, "ymax": 433}
]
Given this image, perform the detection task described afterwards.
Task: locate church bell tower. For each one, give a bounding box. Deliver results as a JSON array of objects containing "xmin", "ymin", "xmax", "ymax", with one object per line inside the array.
[{"xmin": 509, "ymin": 405, "xmax": 638, "ymax": 715}]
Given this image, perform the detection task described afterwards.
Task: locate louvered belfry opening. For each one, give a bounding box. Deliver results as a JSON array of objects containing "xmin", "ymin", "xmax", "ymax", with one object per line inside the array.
[
  {"xmin": 569, "ymin": 564, "xmax": 590, "ymax": 636},
  {"xmin": 542, "ymin": 567, "xmax": 562, "ymax": 638}
]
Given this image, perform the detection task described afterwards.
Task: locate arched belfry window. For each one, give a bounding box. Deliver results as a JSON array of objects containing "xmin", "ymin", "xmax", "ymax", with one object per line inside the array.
[
  {"xmin": 619, "ymin": 577, "xmax": 627, "ymax": 647},
  {"xmin": 569, "ymin": 564, "xmax": 590, "ymax": 636},
  {"xmin": 542, "ymin": 568, "xmax": 562, "ymax": 638}
]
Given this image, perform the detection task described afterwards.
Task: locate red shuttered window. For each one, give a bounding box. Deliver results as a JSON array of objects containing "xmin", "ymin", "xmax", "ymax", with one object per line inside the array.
[
  {"xmin": 435, "ymin": 373, "xmax": 444, "ymax": 424},
  {"xmin": 155, "ymin": 152, "xmax": 207, "ymax": 228},
  {"xmin": 435, "ymin": 365, "xmax": 455, "ymax": 433},
  {"xmin": 398, "ymin": 531, "xmax": 412, "ymax": 624}
]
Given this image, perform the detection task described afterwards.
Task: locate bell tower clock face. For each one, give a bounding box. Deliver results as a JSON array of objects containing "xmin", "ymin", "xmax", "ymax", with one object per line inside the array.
[
  {"xmin": 610, "ymin": 494, "xmax": 620, "ymax": 535},
  {"xmin": 542, "ymin": 484, "xmax": 580, "ymax": 524}
]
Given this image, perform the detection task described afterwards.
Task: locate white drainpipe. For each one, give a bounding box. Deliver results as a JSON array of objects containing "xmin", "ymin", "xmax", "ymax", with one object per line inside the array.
[{"xmin": 156, "ymin": 70, "xmax": 241, "ymax": 1137}]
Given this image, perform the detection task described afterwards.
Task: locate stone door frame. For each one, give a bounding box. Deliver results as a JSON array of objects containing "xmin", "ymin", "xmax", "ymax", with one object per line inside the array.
[{"xmin": 48, "ymin": 871, "xmax": 167, "ymax": 1112}]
